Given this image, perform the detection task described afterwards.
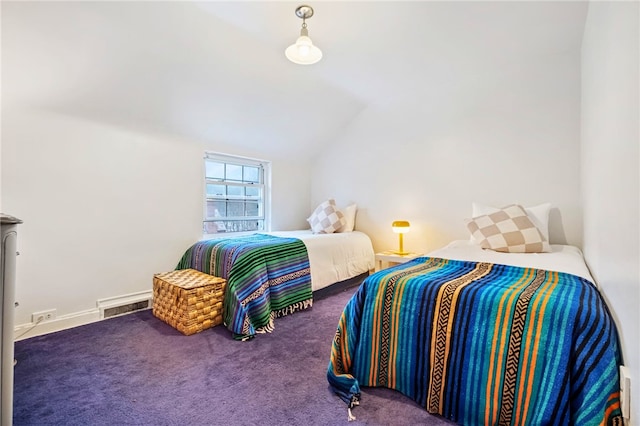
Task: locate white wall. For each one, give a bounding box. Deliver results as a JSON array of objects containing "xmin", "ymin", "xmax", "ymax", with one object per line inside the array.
[
  {"xmin": 1, "ymin": 106, "xmax": 311, "ymax": 335},
  {"xmin": 581, "ymin": 2, "xmax": 639, "ymax": 423},
  {"xmin": 311, "ymin": 52, "xmax": 582, "ymax": 254}
]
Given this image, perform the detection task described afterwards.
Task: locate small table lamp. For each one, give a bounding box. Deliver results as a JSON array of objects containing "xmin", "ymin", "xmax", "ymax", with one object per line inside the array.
[{"xmin": 392, "ymin": 221, "xmax": 411, "ymax": 255}]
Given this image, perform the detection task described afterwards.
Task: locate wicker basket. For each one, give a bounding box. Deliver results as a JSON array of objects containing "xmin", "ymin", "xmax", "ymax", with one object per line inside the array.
[{"xmin": 152, "ymin": 269, "xmax": 226, "ymax": 336}]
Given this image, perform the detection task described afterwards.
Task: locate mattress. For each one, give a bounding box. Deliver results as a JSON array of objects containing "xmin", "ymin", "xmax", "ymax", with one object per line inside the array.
[
  {"xmin": 265, "ymin": 230, "xmax": 375, "ymax": 291},
  {"xmin": 427, "ymin": 239, "xmax": 596, "ymax": 284}
]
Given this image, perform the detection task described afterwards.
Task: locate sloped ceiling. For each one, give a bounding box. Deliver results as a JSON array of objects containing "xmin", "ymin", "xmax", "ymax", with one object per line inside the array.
[{"xmin": 2, "ymin": 1, "xmax": 587, "ymax": 160}]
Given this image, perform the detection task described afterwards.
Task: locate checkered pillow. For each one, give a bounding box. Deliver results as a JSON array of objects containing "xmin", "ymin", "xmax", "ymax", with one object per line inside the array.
[
  {"xmin": 307, "ymin": 199, "xmax": 346, "ymax": 234},
  {"xmin": 465, "ymin": 204, "xmax": 551, "ymax": 253}
]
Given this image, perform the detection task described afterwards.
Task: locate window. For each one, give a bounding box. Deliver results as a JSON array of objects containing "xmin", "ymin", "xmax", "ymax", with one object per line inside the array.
[{"xmin": 204, "ymin": 152, "xmax": 270, "ymax": 234}]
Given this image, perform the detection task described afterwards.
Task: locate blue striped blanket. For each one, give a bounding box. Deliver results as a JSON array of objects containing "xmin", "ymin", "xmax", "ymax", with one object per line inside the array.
[
  {"xmin": 328, "ymin": 257, "xmax": 623, "ymax": 425},
  {"xmin": 176, "ymin": 234, "xmax": 312, "ymax": 340}
]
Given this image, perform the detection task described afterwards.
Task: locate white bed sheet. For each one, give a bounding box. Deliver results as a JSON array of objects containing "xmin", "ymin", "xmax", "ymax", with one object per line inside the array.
[
  {"xmin": 427, "ymin": 240, "xmax": 596, "ymax": 285},
  {"xmin": 266, "ymin": 230, "xmax": 375, "ymax": 292}
]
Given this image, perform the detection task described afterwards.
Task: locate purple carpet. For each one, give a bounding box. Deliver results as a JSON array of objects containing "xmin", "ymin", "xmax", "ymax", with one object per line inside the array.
[{"xmin": 14, "ymin": 286, "xmax": 456, "ymax": 425}]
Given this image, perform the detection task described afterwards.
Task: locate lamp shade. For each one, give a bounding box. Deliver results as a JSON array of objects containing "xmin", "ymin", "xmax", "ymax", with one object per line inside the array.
[
  {"xmin": 285, "ymin": 31, "xmax": 322, "ymax": 65},
  {"xmin": 285, "ymin": 5, "xmax": 322, "ymax": 65},
  {"xmin": 392, "ymin": 221, "xmax": 411, "ymax": 233}
]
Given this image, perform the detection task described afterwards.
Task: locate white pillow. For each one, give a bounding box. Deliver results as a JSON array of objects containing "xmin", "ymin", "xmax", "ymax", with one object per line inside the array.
[
  {"xmin": 338, "ymin": 204, "xmax": 357, "ymax": 233},
  {"xmin": 465, "ymin": 204, "xmax": 551, "ymax": 253},
  {"xmin": 471, "ymin": 202, "xmax": 551, "ymax": 243},
  {"xmin": 307, "ymin": 199, "xmax": 346, "ymax": 234}
]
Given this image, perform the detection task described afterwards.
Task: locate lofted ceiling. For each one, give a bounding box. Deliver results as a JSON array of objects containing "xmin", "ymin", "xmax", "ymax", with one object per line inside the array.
[{"xmin": 2, "ymin": 1, "xmax": 588, "ymax": 160}]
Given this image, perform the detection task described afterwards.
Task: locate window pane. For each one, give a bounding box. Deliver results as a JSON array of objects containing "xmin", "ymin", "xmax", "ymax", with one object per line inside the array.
[
  {"xmin": 246, "ymin": 202, "xmax": 259, "ymax": 216},
  {"xmin": 227, "ymin": 185, "xmax": 242, "ymax": 197},
  {"xmin": 227, "ymin": 201, "xmax": 244, "ymax": 217},
  {"xmin": 226, "ymin": 164, "xmax": 243, "ymax": 182},
  {"xmin": 204, "ymin": 221, "xmax": 227, "ymax": 234},
  {"xmin": 205, "ymin": 161, "xmax": 224, "ymax": 180},
  {"xmin": 245, "ymin": 186, "xmax": 260, "ymax": 197},
  {"xmin": 206, "ymin": 200, "xmax": 226, "ymax": 218},
  {"xmin": 206, "ymin": 184, "xmax": 226, "ymax": 196},
  {"xmin": 243, "ymin": 166, "xmax": 259, "ymax": 183},
  {"xmin": 204, "ymin": 218, "xmax": 264, "ymax": 234}
]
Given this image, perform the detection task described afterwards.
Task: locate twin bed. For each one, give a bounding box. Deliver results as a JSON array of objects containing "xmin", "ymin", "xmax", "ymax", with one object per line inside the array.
[
  {"xmin": 328, "ymin": 240, "xmax": 623, "ymax": 424},
  {"xmin": 175, "ymin": 230, "xmax": 375, "ymax": 340}
]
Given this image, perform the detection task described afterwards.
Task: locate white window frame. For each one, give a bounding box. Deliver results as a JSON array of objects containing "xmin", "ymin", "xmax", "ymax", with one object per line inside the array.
[{"xmin": 203, "ymin": 152, "xmax": 271, "ymax": 236}]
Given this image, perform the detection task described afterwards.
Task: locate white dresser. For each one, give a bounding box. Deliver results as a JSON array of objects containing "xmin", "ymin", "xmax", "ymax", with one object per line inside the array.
[{"xmin": 1, "ymin": 214, "xmax": 21, "ymax": 426}]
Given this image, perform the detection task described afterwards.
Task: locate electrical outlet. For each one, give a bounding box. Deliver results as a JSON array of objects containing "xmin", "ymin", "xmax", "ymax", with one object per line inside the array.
[{"xmin": 32, "ymin": 309, "xmax": 57, "ymax": 323}]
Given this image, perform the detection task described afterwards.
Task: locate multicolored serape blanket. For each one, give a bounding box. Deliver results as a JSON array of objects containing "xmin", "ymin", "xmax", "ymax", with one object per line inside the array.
[
  {"xmin": 176, "ymin": 234, "xmax": 312, "ymax": 340},
  {"xmin": 328, "ymin": 257, "xmax": 623, "ymax": 425}
]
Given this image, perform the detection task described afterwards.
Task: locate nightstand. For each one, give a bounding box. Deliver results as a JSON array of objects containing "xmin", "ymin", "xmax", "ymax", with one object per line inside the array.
[{"xmin": 375, "ymin": 251, "xmax": 423, "ymax": 271}]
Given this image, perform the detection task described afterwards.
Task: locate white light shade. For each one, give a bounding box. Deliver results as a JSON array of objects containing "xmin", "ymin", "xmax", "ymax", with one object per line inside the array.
[{"xmin": 285, "ymin": 35, "xmax": 323, "ymax": 65}]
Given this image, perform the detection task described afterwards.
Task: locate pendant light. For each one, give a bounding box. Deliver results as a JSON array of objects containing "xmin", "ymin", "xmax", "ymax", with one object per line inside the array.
[{"xmin": 285, "ymin": 5, "xmax": 323, "ymax": 65}]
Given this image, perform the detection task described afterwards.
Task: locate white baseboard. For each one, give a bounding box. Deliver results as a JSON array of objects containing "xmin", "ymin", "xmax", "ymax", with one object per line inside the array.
[
  {"xmin": 14, "ymin": 309, "xmax": 102, "ymax": 341},
  {"xmin": 14, "ymin": 290, "xmax": 154, "ymax": 341}
]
